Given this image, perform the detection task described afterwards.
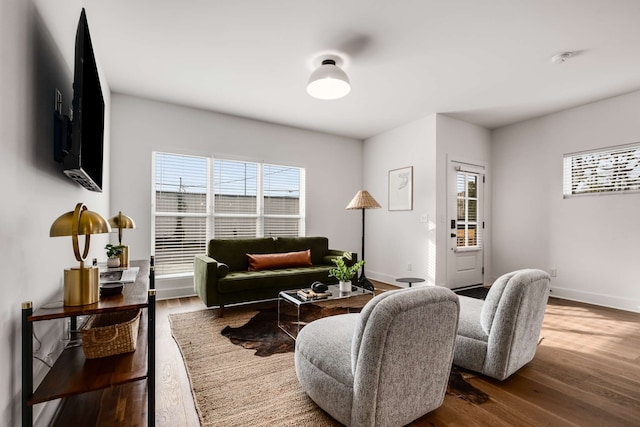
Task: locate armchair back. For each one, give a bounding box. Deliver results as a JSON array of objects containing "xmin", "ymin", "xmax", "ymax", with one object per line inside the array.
[{"xmin": 349, "ymin": 287, "xmax": 459, "ymax": 426}]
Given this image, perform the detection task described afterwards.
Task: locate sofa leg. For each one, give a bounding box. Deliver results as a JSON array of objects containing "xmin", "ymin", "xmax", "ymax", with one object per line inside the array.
[{"xmin": 219, "ymin": 304, "xmax": 224, "ymax": 318}]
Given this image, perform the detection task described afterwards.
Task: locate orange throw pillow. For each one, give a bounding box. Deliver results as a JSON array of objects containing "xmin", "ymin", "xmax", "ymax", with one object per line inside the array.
[{"xmin": 247, "ymin": 250, "xmax": 312, "ymax": 271}]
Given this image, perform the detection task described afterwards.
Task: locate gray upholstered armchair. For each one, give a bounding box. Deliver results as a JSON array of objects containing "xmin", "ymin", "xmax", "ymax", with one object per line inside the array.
[
  {"xmin": 454, "ymin": 269, "xmax": 551, "ymax": 380},
  {"xmin": 294, "ymin": 286, "xmax": 459, "ymax": 427}
]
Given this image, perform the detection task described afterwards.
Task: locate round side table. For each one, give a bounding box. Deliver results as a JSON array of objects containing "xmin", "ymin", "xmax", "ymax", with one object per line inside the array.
[{"xmin": 396, "ymin": 277, "xmax": 425, "ymax": 288}]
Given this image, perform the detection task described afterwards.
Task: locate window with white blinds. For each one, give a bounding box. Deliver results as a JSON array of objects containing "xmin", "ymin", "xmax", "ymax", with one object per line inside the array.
[
  {"xmin": 153, "ymin": 152, "xmax": 305, "ymax": 276},
  {"xmin": 563, "ymin": 143, "xmax": 640, "ymax": 197}
]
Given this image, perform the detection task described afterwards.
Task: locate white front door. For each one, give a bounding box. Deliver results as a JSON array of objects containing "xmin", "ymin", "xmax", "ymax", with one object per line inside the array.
[{"xmin": 447, "ymin": 161, "xmax": 484, "ymax": 288}]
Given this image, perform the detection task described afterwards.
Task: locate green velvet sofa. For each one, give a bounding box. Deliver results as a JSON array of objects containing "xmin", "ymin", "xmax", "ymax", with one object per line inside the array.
[{"xmin": 194, "ymin": 237, "xmax": 356, "ymax": 316}]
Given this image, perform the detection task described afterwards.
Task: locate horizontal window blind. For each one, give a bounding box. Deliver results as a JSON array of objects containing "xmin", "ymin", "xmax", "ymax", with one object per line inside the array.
[
  {"xmin": 564, "ymin": 144, "xmax": 640, "ymax": 196},
  {"xmin": 264, "ymin": 164, "xmax": 300, "ymax": 215},
  {"xmin": 264, "ymin": 217, "xmax": 301, "ymax": 237},
  {"xmin": 153, "ymin": 153, "xmax": 305, "ymax": 276},
  {"xmin": 214, "ymin": 159, "xmax": 259, "ymax": 239},
  {"xmin": 154, "ymin": 153, "xmax": 209, "ymax": 275}
]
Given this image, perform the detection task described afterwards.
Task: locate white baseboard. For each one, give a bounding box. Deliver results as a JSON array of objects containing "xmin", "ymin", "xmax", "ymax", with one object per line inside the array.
[
  {"xmin": 549, "ymin": 286, "xmax": 640, "ymax": 313},
  {"xmin": 366, "ymin": 271, "xmax": 402, "ymax": 287},
  {"xmin": 156, "ymin": 286, "xmax": 196, "ymax": 300}
]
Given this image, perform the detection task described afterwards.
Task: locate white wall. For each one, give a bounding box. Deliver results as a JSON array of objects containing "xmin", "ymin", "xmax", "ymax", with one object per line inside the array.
[
  {"xmin": 492, "ymin": 90, "xmax": 640, "ymax": 312},
  {"xmin": 435, "ymin": 115, "xmax": 492, "ymax": 286},
  {"xmin": 1, "ymin": 1, "xmax": 111, "ymax": 425},
  {"xmin": 110, "ymin": 94, "xmax": 363, "ymax": 298},
  {"xmin": 363, "ymin": 115, "xmax": 438, "ymax": 285},
  {"xmin": 362, "ymin": 114, "xmax": 491, "ymax": 288}
]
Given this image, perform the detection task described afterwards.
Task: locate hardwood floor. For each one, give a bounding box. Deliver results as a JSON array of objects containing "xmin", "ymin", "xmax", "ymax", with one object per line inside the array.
[{"xmin": 154, "ymin": 287, "xmax": 640, "ymax": 426}]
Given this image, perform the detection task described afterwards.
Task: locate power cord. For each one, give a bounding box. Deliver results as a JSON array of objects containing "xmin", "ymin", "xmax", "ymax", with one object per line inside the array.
[{"xmin": 31, "ymin": 328, "xmax": 52, "ymax": 368}]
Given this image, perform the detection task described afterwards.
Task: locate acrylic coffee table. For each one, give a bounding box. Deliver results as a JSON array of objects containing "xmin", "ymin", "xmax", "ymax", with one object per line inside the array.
[{"xmin": 277, "ymin": 284, "xmax": 374, "ymax": 339}]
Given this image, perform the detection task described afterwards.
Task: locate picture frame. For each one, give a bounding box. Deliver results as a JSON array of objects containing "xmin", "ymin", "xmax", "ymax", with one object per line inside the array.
[{"xmin": 388, "ymin": 166, "xmax": 413, "ymax": 211}]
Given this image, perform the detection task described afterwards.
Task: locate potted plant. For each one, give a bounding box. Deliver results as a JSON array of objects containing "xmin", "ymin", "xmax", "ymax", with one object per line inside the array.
[
  {"xmin": 105, "ymin": 243, "xmax": 125, "ymax": 268},
  {"xmin": 329, "ymin": 252, "xmax": 365, "ymax": 292}
]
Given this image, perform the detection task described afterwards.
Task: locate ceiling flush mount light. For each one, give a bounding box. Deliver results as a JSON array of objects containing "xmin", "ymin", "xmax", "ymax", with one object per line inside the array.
[
  {"xmin": 307, "ymin": 59, "xmax": 351, "ymax": 100},
  {"xmin": 551, "ymin": 51, "xmax": 575, "ymax": 64}
]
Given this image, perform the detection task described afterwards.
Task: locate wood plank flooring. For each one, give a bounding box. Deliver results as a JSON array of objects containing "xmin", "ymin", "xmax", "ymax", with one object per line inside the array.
[{"xmin": 154, "ymin": 286, "xmax": 640, "ymax": 426}]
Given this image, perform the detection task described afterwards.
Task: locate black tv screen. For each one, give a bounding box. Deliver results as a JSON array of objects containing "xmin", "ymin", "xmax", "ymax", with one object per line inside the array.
[{"xmin": 63, "ymin": 8, "xmax": 104, "ymax": 192}]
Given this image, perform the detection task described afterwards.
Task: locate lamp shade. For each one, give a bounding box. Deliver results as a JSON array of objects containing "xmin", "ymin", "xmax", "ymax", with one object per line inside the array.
[
  {"xmin": 307, "ymin": 59, "xmax": 351, "ymax": 100},
  {"xmin": 346, "ymin": 190, "xmax": 381, "ymax": 210},
  {"xmin": 108, "ymin": 211, "xmax": 136, "ymax": 230},
  {"xmin": 50, "ymin": 204, "xmax": 111, "ymax": 237},
  {"xmin": 50, "ymin": 203, "xmax": 111, "ymax": 262}
]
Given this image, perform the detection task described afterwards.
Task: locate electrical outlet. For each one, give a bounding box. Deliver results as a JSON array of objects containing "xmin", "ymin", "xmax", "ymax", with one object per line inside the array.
[
  {"xmin": 407, "ymin": 263, "xmax": 412, "ymax": 271},
  {"xmin": 550, "ymin": 268, "xmax": 557, "ymax": 277}
]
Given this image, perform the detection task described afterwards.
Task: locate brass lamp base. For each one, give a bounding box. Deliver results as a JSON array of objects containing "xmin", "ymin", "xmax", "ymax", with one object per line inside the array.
[
  {"xmin": 64, "ymin": 266, "xmax": 99, "ymax": 306},
  {"xmin": 119, "ymin": 245, "xmax": 130, "ymax": 267}
]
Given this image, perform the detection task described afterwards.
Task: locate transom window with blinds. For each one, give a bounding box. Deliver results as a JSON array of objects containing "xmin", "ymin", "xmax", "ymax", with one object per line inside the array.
[
  {"xmin": 153, "ymin": 152, "xmax": 306, "ymax": 276},
  {"xmin": 563, "ymin": 143, "xmax": 640, "ymax": 197}
]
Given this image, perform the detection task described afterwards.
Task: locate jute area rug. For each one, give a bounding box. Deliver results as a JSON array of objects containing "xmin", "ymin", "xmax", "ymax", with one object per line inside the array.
[
  {"xmin": 169, "ymin": 304, "xmax": 341, "ymax": 426},
  {"xmin": 169, "ymin": 301, "xmax": 489, "ymax": 427}
]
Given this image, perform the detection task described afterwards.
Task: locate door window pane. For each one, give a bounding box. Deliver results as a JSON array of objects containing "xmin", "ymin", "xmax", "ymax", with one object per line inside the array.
[
  {"xmin": 467, "ymin": 175, "xmax": 477, "ymax": 198},
  {"xmin": 468, "ymin": 200, "xmax": 477, "ymax": 221},
  {"xmin": 457, "ymin": 199, "xmax": 465, "ymax": 221},
  {"xmin": 455, "ymin": 171, "xmax": 481, "ymax": 249}
]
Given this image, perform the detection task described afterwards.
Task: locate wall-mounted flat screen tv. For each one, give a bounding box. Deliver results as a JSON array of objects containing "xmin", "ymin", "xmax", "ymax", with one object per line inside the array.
[{"xmin": 56, "ymin": 8, "xmax": 104, "ymax": 192}]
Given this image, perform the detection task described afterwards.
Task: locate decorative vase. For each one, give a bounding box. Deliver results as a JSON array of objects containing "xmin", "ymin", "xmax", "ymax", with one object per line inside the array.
[
  {"xmin": 107, "ymin": 257, "xmax": 120, "ymax": 268},
  {"xmin": 339, "ymin": 280, "xmax": 352, "ymax": 293}
]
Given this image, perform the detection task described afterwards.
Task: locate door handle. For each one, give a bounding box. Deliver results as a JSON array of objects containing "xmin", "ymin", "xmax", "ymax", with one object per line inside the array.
[{"xmin": 450, "ymin": 233, "xmax": 456, "ymax": 238}]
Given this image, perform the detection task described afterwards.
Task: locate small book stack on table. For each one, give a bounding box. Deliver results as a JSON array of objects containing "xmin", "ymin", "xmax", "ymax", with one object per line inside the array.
[{"xmin": 296, "ymin": 288, "xmax": 332, "ymax": 301}]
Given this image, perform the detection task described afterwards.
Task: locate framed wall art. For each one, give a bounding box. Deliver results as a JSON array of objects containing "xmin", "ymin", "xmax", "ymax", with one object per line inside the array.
[{"xmin": 388, "ymin": 166, "xmax": 413, "ymax": 211}]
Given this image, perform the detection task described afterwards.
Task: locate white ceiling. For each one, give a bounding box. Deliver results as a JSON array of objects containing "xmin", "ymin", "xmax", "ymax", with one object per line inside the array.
[{"xmin": 77, "ymin": 0, "xmax": 640, "ymax": 140}]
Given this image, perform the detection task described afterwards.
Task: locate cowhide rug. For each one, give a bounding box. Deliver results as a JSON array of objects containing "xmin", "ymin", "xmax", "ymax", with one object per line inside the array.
[{"xmin": 221, "ymin": 305, "xmax": 489, "ymax": 404}]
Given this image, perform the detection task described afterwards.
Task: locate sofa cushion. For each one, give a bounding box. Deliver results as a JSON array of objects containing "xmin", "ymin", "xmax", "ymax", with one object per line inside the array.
[
  {"xmin": 208, "ymin": 238, "xmax": 276, "ymax": 271},
  {"xmin": 247, "ymin": 250, "xmax": 312, "ymax": 271},
  {"xmin": 275, "ymin": 237, "xmax": 329, "ymax": 265},
  {"xmin": 217, "ymin": 266, "xmax": 336, "ymax": 294}
]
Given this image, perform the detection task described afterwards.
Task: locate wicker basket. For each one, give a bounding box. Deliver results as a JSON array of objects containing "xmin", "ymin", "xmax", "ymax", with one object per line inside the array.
[{"xmin": 80, "ymin": 309, "xmax": 141, "ymax": 359}]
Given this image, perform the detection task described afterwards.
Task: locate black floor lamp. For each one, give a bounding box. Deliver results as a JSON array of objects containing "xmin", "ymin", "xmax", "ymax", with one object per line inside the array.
[{"xmin": 346, "ymin": 190, "xmax": 381, "ymax": 291}]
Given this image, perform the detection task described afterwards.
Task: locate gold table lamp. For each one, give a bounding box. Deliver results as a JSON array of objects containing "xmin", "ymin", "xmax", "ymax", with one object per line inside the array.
[
  {"xmin": 50, "ymin": 203, "xmax": 111, "ymax": 305},
  {"xmin": 108, "ymin": 211, "xmax": 136, "ymax": 267}
]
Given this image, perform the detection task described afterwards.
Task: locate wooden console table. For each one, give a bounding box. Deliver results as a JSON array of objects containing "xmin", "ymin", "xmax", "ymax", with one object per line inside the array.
[{"xmin": 21, "ymin": 258, "xmax": 156, "ymax": 426}]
